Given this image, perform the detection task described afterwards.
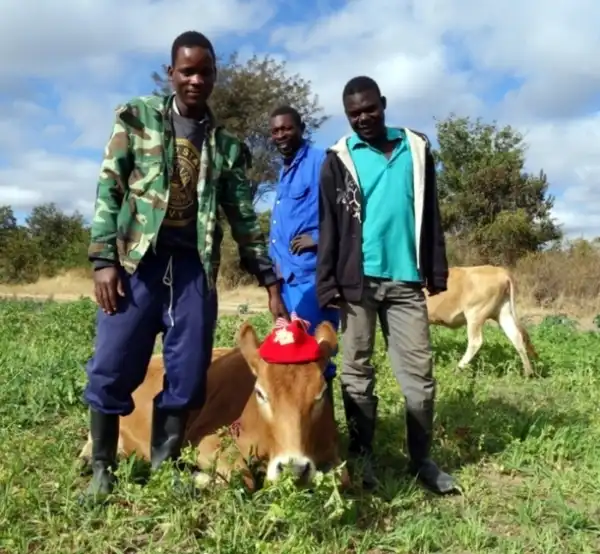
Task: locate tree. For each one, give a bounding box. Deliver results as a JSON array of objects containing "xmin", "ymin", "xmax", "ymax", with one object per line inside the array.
[
  {"xmin": 0, "ymin": 227, "xmax": 43, "ymax": 284},
  {"xmin": 152, "ymin": 53, "xmax": 328, "ymax": 205},
  {"xmin": 26, "ymin": 203, "xmax": 90, "ymax": 275},
  {"xmin": 433, "ymin": 114, "xmax": 562, "ymax": 265},
  {"xmin": 0, "ymin": 205, "xmax": 17, "ymax": 250},
  {"xmin": 0, "ymin": 205, "xmax": 17, "ymax": 231}
]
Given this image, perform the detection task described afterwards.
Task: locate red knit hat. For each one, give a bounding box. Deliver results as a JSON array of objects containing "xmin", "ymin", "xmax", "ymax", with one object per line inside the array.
[{"xmin": 258, "ymin": 313, "xmax": 322, "ymax": 364}]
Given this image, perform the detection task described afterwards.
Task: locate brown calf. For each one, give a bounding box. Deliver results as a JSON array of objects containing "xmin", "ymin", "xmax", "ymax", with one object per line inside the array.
[
  {"xmin": 425, "ymin": 265, "xmax": 538, "ymax": 376},
  {"xmin": 79, "ymin": 320, "xmax": 348, "ymax": 490}
]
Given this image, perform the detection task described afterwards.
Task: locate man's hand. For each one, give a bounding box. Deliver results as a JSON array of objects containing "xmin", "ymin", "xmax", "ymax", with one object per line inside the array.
[
  {"xmin": 94, "ymin": 266, "xmax": 125, "ymax": 314},
  {"xmin": 290, "ymin": 234, "xmax": 316, "ymax": 254},
  {"xmin": 266, "ymin": 283, "xmax": 289, "ymax": 322}
]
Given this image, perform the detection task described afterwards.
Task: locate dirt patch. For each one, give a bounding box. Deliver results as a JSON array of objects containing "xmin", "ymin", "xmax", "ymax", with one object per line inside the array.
[
  {"xmin": 0, "ymin": 270, "xmax": 268, "ymax": 314},
  {"xmin": 2, "ymin": 270, "xmax": 598, "ymax": 328}
]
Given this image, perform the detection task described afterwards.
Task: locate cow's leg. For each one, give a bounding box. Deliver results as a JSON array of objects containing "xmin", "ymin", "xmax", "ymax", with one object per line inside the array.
[
  {"xmin": 150, "ymin": 254, "xmax": 218, "ymax": 476},
  {"xmin": 192, "ymin": 434, "xmax": 255, "ymax": 490},
  {"xmin": 338, "ymin": 279, "xmax": 379, "ymax": 489},
  {"xmin": 457, "ymin": 313, "xmax": 485, "ymax": 368},
  {"xmin": 496, "ymin": 302, "xmax": 533, "ymax": 377},
  {"xmin": 81, "ymin": 259, "xmax": 163, "ymax": 502},
  {"xmin": 378, "ymin": 281, "xmax": 458, "ymax": 496},
  {"xmin": 280, "ymin": 276, "xmax": 341, "ymax": 397}
]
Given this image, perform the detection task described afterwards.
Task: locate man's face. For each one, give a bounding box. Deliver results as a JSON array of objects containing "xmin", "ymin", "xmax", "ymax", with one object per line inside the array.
[
  {"xmin": 343, "ymin": 90, "xmax": 386, "ymax": 142},
  {"xmin": 168, "ymin": 46, "xmax": 216, "ymax": 111},
  {"xmin": 270, "ymin": 114, "xmax": 303, "ymax": 158}
]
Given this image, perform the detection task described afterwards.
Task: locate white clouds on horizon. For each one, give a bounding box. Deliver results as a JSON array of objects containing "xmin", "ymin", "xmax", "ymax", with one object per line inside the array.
[{"xmin": 1, "ymin": 0, "xmax": 599, "ymax": 237}]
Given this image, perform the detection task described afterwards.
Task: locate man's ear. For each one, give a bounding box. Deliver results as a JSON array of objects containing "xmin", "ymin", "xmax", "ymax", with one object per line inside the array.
[
  {"xmin": 237, "ymin": 321, "xmax": 262, "ymax": 376},
  {"xmin": 315, "ymin": 321, "xmax": 338, "ymax": 361}
]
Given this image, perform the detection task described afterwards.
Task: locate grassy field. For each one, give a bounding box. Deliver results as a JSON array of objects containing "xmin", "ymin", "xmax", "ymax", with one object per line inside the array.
[{"xmin": 0, "ymin": 299, "xmax": 599, "ymax": 553}]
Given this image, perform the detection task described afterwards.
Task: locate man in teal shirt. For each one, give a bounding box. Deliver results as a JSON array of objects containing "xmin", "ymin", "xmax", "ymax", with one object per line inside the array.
[{"xmin": 316, "ymin": 75, "xmax": 458, "ymax": 496}]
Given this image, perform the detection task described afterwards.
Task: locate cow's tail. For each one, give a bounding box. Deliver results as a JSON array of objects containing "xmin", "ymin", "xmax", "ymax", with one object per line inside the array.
[{"xmin": 506, "ymin": 270, "xmax": 538, "ymax": 360}]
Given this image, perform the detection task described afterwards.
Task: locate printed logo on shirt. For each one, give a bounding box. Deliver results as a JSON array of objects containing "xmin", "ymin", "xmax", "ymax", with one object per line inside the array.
[{"xmin": 163, "ymin": 137, "xmax": 200, "ymax": 227}]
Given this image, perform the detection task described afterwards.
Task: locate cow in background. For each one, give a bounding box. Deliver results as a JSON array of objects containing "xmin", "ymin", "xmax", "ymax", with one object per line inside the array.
[
  {"xmin": 79, "ymin": 318, "xmax": 348, "ymax": 490},
  {"xmin": 425, "ymin": 265, "xmax": 538, "ymax": 377}
]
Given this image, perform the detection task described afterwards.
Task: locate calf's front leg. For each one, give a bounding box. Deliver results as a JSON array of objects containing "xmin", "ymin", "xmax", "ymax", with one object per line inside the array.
[{"xmin": 193, "ymin": 432, "xmax": 256, "ymax": 491}]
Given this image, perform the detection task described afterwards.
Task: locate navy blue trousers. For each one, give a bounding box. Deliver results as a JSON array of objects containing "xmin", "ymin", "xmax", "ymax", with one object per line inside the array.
[{"xmin": 83, "ymin": 251, "xmax": 218, "ymax": 416}]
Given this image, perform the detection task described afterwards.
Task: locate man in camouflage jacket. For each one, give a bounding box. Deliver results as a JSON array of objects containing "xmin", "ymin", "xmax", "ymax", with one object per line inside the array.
[{"xmin": 81, "ymin": 30, "xmax": 287, "ymax": 502}]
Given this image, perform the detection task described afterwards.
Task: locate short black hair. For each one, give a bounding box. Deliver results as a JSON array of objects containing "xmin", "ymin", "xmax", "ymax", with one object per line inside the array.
[
  {"xmin": 171, "ymin": 31, "xmax": 216, "ymax": 65},
  {"xmin": 342, "ymin": 76, "xmax": 381, "ymax": 98},
  {"xmin": 269, "ymin": 105, "xmax": 303, "ymax": 128}
]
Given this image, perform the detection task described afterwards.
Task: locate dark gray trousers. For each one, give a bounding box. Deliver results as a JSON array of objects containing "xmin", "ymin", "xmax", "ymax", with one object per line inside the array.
[
  {"xmin": 341, "ymin": 278, "xmax": 435, "ymax": 405},
  {"xmin": 339, "ymin": 278, "xmax": 436, "ymax": 454}
]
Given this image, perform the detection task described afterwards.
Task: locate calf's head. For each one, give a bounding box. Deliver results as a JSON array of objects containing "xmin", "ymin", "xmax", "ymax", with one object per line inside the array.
[{"xmin": 237, "ymin": 319, "xmax": 338, "ymax": 485}]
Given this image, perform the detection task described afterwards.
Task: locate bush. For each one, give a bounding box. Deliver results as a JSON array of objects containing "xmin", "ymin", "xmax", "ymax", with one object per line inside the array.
[
  {"xmin": 514, "ymin": 240, "xmax": 600, "ymax": 311},
  {"xmin": 0, "ymin": 203, "xmax": 272, "ymax": 291}
]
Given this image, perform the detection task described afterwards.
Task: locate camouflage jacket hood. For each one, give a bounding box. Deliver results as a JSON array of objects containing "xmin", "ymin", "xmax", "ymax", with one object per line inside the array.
[{"xmin": 88, "ymin": 93, "xmax": 276, "ymax": 289}]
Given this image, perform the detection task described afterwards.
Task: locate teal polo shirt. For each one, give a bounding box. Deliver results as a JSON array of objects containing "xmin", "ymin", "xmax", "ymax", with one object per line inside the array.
[{"xmin": 347, "ymin": 127, "xmax": 421, "ymax": 283}]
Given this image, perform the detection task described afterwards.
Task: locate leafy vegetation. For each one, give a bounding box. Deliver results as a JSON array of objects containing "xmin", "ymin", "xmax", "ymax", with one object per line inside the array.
[
  {"xmin": 1, "ymin": 299, "xmax": 599, "ymax": 553},
  {"xmin": 0, "ymin": 203, "xmax": 89, "ymax": 284}
]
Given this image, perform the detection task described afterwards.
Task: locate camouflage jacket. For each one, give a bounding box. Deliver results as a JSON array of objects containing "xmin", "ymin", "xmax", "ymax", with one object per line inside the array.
[{"xmin": 88, "ymin": 93, "xmax": 277, "ymax": 289}]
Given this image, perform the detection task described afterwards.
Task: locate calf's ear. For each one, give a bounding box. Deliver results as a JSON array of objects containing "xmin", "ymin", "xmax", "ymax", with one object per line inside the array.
[
  {"xmin": 314, "ymin": 321, "xmax": 338, "ymax": 360},
  {"xmin": 237, "ymin": 321, "xmax": 262, "ymax": 375}
]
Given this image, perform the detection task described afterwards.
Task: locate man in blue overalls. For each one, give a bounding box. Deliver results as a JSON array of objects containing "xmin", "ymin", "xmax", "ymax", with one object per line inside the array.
[{"xmin": 268, "ymin": 105, "xmax": 340, "ymax": 404}]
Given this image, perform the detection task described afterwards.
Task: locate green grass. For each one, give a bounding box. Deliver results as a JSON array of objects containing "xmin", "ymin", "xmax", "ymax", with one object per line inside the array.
[{"xmin": 1, "ymin": 299, "xmax": 599, "ymax": 553}]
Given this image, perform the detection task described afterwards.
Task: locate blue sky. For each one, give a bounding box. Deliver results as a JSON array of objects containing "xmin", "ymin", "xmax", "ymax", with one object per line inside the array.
[{"xmin": 1, "ymin": 0, "xmax": 600, "ymax": 236}]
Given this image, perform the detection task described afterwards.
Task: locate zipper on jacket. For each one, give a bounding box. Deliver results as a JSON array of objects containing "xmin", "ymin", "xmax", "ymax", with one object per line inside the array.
[{"xmin": 151, "ymin": 97, "xmax": 175, "ymax": 253}]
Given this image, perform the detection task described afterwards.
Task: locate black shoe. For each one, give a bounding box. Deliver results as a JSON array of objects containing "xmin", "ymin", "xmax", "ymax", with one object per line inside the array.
[
  {"xmin": 150, "ymin": 405, "xmax": 189, "ymax": 472},
  {"xmin": 405, "ymin": 402, "xmax": 459, "ymax": 495},
  {"xmin": 342, "ymin": 391, "xmax": 379, "ymax": 490},
  {"xmin": 80, "ymin": 410, "xmax": 119, "ymax": 503}
]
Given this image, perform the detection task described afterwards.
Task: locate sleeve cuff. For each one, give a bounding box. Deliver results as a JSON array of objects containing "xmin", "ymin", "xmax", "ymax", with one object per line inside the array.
[
  {"xmin": 317, "ymin": 287, "xmax": 341, "ymax": 309},
  {"xmin": 428, "ymin": 275, "xmax": 447, "ymax": 292},
  {"xmin": 92, "ymin": 258, "xmax": 118, "ymax": 271},
  {"xmin": 258, "ymin": 269, "xmax": 279, "ymax": 288}
]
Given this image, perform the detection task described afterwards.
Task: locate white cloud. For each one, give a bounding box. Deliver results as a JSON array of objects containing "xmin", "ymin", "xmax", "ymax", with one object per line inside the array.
[
  {"xmin": 0, "ymin": 0, "xmax": 598, "ymax": 238},
  {"xmin": 0, "ymin": 149, "xmax": 98, "ymax": 215},
  {"xmin": 0, "ymin": 0, "xmax": 275, "ymax": 82},
  {"xmin": 270, "ymin": 0, "xmax": 600, "ymax": 124},
  {"xmin": 58, "ymin": 91, "xmax": 127, "ymax": 150},
  {"xmin": 269, "ymin": 1, "xmax": 485, "ymax": 125},
  {"xmin": 524, "ymin": 112, "xmax": 600, "ymax": 238}
]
